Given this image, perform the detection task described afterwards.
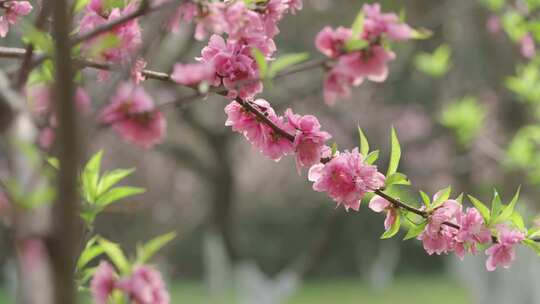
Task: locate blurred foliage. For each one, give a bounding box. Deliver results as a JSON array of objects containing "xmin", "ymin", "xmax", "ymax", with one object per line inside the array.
[
  {"xmin": 439, "ymin": 96, "xmax": 485, "ymax": 147},
  {"xmin": 414, "ymin": 44, "xmax": 452, "ymax": 77}
]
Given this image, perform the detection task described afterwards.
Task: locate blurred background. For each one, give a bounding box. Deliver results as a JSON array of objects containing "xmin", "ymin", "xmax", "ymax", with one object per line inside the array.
[{"xmin": 3, "ymin": 0, "xmax": 540, "ymax": 303}]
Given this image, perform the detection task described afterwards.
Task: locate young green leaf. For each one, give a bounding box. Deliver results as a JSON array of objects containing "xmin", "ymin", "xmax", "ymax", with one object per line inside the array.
[
  {"xmin": 414, "ymin": 44, "xmax": 452, "ymax": 77},
  {"xmin": 528, "ymin": 226, "xmax": 540, "ymax": 239},
  {"xmin": 22, "ymin": 25, "xmax": 54, "ymax": 54},
  {"xmin": 331, "ymin": 142, "xmax": 338, "ymax": 156},
  {"xmin": 97, "ymin": 237, "xmax": 129, "ymax": 274},
  {"xmin": 491, "ymin": 189, "xmax": 503, "ymax": 219},
  {"xmin": 73, "ymin": 0, "xmax": 90, "ymax": 13},
  {"xmin": 268, "ymin": 53, "xmax": 309, "ymax": 78},
  {"xmin": 136, "ymin": 232, "xmax": 177, "ymax": 264},
  {"xmin": 467, "ymin": 195, "xmax": 491, "ymax": 223},
  {"xmin": 251, "ymin": 48, "xmax": 268, "ymax": 79},
  {"xmin": 47, "ymin": 157, "xmax": 60, "ymax": 170},
  {"xmin": 410, "ymin": 27, "xmax": 433, "ymax": 40},
  {"xmin": 381, "ymin": 213, "xmax": 401, "ymax": 239},
  {"xmin": 510, "ymin": 211, "xmax": 525, "ymax": 231},
  {"xmin": 386, "ymin": 127, "xmax": 401, "ymax": 177},
  {"xmin": 97, "ymin": 168, "xmax": 135, "ymax": 195},
  {"xmin": 403, "ymin": 221, "xmax": 426, "ymax": 240},
  {"xmin": 350, "ymin": 12, "xmax": 365, "ymax": 37},
  {"xmin": 523, "ymin": 239, "xmax": 540, "ymax": 256},
  {"xmin": 495, "ymin": 186, "xmax": 521, "ymax": 223},
  {"xmin": 358, "ymin": 127, "xmax": 369, "ymax": 157},
  {"xmin": 455, "ymin": 193, "xmax": 464, "ymax": 204},
  {"xmin": 431, "ymin": 186, "xmax": 451, "ymax": 209},
  {"xmin": 385, "ymin": 173, "xmax": 410, "ymax": 187},
  {"xmin": 82, "ymin": 150, "xmax": 103, "ymax": 203},
  {"xmin": 364, "ymin": 150, "xmax": 379, "ymax": 165},
  {"xmin": 419, "ymin": 191, "xmax": 431, "ymax": 209},
  {"xmin": 96, "ymin": 186, "xmax": 145, "ymax": 208},
  {"xmin": 344, "ymin": 38, "xmax": 369, "ymax": 52},
  {"xmin": 77, "ymin": 240, "xmax": 105, "ymax": 271}
]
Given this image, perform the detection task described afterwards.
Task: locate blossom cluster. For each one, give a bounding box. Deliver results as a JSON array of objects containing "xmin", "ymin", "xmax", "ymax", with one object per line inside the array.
[
  {"xmin": 0, "ymin": 0, "xmax": 32, "ymax": 37},
  {"xmin": 99, "ymin": 82, "xmax": 166, "ymax": 149},
  {"xmin": 315, "ymin": 3, "xmax": 412, "ymax": 105},
  {"xmin": 79, "ymin": 0, "xmax": 144, "ymax": 81},
  {"xmin": 225, "ymin": 99, "xmax": 331, "ymax": 167},
  {"xmin": 170, "ymin": 0, "xmax": 301, "ymax": 99},
  {"xmin": 369, "ymin": 192, "xmax": 525, "ymax": 271},
  {"xmin": 91, "ymin": 261, "xmax": 170, "ymax": 304}
]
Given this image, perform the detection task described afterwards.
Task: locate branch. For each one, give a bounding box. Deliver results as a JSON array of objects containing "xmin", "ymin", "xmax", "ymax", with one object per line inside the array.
[{"xmin": 47, "ymin": 0, "xmax": 80, "ymax": 303}]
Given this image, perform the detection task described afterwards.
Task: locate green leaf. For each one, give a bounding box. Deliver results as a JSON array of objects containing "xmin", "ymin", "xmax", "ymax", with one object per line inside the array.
[
  {"xmin": 456, "ymin": 193, "xmax": 464, "ymax": 204},
  {"xmin": 22, "ymin": 25, "xmax": 54, "ymax": 54},
  {"xmin": 523, "ymin": 239, "xmax": 540, "ymax": 256},
  {"xmin": 479, "ymin": 0, "xmax": 505, "ymax": 11},
  {"xmin": 350, "ymin": 12, "xmax": 365, "ymax": 37},
  {"xmin": 385, "ymin": 173, "xmax": 410, "ymax": 187},
  {"xmin": 96, "ymin": 186, "xmax": 145, "ymax": 208},
  {"xmin": 268, "ymin": 53, "xmax": 309, "ymax": 78},
  {"xmin": 439, "ymin": 96, "xmax": 485, "ymax": 146},
  {"xmin": 528, "ymin": 226, "xmax": 540, "ymax": 238},
  {"xmin": 97, "ymin": 237, "xmax": 129, "ymax": 274},
  {"xmin": 386, "ymin": 127, "xmax": 401, "ymax": 177},
  {"xmin": 331, "ymin": 142, "xmax": 338, "ymax": 156},
  {"xmin": 364, "ymin": 150, "xmax": 379, "ymax": 165},
  {"xmin": 414, "ymin": 44, "xmax": 452, "ymax": 77},
  {"xmin": 403, "ymin": 221, "xmax": 426, "ymax": 240},
  {"xmin": 491, "ymin": 189, "xmax": 503, "ymax": 219},
  {"xmin": 495, "ymin": 186, "xmax": 521, "ymax": 223},
  {"xmin": 420, "ymin": 191, "xmax": 431, "ymax": 209},
  {"xmin": 410, "ymin": 27, "xmax": 433, "ymax": 40},
  {"xmin": 510, "ymin": 211, "xmax": 526, "ymax": 231},
  {"xmin": 381, "ymin": 212, "xmax": 401, "ymax": 239},
  {"xmin": 82, "ymin": 151, "xmax": 103, "ymax": 203},
  {"xmin": 87, "ymin": 33, "xmax": 121, "ymax": 58},
  {"xmin": 251, "ymin": 48, "xmax": 268, "ymax": 79},
  {"xmin": 47, "ymin": 157, "xmax": 60, "ymax": 170},
  {"xmin": 344, "ymin": 38, "xmax": 369, "ymax": 52},
  {"xmin": 467, "ymin": 195, "xmax": 491, "ymax": 223},
  {"xmin": 431, "ymin": 186, "xmax": 451, "ymax": 209},
  {"xmin": 358, "ymin": 127, "xmax": 369, "ymax": 157},
  {"xmin": 97, "ymin": 168, "xmax": 135, "ymax": 196},
  {"xmin": 77, "ymin": 239, "xmax": 105, "ymax": 271},
  {"xmin": 74, "ymin": 0, "xmax": 90, "ymax": 13},
  {"xmin": 136, "ymin": 232, "xmax": 177, "ymax": 264}
]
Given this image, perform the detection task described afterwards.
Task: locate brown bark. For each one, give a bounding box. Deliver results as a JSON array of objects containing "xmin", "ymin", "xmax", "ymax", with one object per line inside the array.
[{"xmin": 47, "ymin": 1, "xmax": 80, "ymax": 303}]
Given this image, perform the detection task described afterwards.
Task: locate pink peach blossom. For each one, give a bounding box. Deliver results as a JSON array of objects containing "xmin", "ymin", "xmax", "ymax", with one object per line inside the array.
[
  {"xmin": 225, "ymin": 99, "xmax": 293, "ymax": 161},
  {"xmin": 91, "ymin": 261, "xmax": 117, "ymax": 304},
  {"xmin": 308, "ymin": 148, "xmax": 385, "ymax": 211},
  {"xmin": 315, "ymin": 26, "xmax": 352, "ymax": 58},
  {"xmin": 166, "ymin": 2, "xmax": 198, "ymax": 33},
  {"xmin": 117, "ymin": 265, "xmax": 170, "ymax": 304},
  {"xmin": 454, "ymin": 207, "xmax": 491, "ymax": 259},
  {"xmin": 369, "ymin": 196, "xmax": 397, "ymax": 230},
  {"xmin": 485, "ymin": 226, "xmax": 525, "ymax": 271},
  {"xmin": 520, "ymin": 33, "xmax": 536, "ymax": 59},
  {"xmin": 99, "ymin": 83, "xmax": 166, "ymax": 149},
  {"xmin": 0, "ymin": 1, "xmax": 32, "ymax": 37},
  {"xmin": 486, "ymin": 15, "xmax": 501, "ymax": 34},
  {"xmin": 362, "ymin": 3, "xmax": 412, "ymax": 42},
  {"xmin": 418, "ymin": 196, "xmax": 461, "ymax": 255},
  {"xmin": 285, "ymin": 109, "xmax": 331, "ymax": 172},
  {"xmin": 80, "ymin": 2, "xmax": 142, "ymax": 64},
  {"xmin": 200, "ymin": 35, "xmax": 263, "ymax": 99}
]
